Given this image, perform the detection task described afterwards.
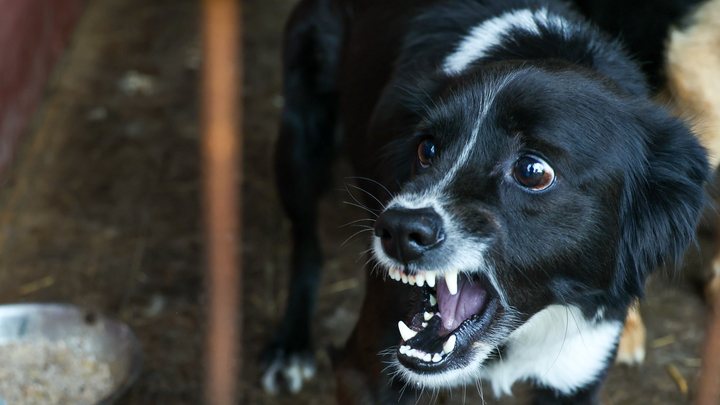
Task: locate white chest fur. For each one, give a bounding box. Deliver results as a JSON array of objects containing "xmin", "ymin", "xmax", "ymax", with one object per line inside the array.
[{"xmin": 480, "ymin": 305, "xmax": 623, "ymax": 396}]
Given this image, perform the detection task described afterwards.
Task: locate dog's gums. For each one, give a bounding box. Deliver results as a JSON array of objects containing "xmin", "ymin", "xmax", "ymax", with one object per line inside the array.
[{"xmin": 388, "ymin": 267, "xmax": 500, "ymax": 372}]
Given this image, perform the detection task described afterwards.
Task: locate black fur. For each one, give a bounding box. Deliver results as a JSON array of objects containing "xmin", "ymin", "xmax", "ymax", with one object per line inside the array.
[{"xmin": 264, "ymin": 0, "xmax": 710, "ymax": 403}]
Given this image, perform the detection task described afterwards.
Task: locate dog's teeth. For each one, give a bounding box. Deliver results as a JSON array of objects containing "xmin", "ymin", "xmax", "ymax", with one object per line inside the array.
[
  {"xmin": 421, "ymin": 322, "xmax": 428, "ymax": 328},
  {"xmin": 423, "ymin": 312, "xmax": 433, "ymax": 321},
  {"xmin": 426, "ymin": 272, "xmax": 436, "ymax": 288},
  {"xmin": 445, "ymin": 270, "xmax": 458, "ymax": 295},
  {"xmin": 389, "ymin": 267, "xmax": 399, "ymax": 281},
  {"xmin": 429, "ymin": 294, "xmax": 437, "ymax": 307},
  {"xmin": 415, "ymin": 273, "xmax": 425, "ymax": 287},
  {"xmin": 399, "ymin": 345, "xmax": 409, "ymax": 355},
  {"xmin": 408, "ymin": 275, "xmax": 416, "ymax": 285},
  {"xmin": 401, "ymin": 273, "xmax": 408, "ymax": 284},
  {"xmin": 398, "ymin": 321, "xmax": 417, "ymax": 341},
  {"xmin": 443, "ymin": 335, "xmax": 456, "ymax": 353},
  {"xmin": 423, "ymin": 353, "xmax": 432, "ymax": 362},
  {"xmin": 432, "ymin": 353, "xmax": 442, "ymax": 362}
]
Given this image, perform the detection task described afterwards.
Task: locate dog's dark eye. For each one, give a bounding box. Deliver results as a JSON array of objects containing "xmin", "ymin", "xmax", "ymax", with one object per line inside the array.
[
  {"xmin": 513, "ymin": 155, "xmax": 555, "ymax": 191},
  {"xmin": 418, "ymin": 139, "xmax": 435, "ymax": 168}
]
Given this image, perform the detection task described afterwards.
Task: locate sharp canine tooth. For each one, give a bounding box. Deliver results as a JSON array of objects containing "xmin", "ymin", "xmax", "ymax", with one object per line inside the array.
[
  {"xmin": 445, "ymin": 270, "xmax": 458, "ymax": 295},
  {"xmin": 429, "ymin": 295, "xmax": 437, "ymax": 306},
  {"xmin": 426, "ymin": 272, "xmax": 436, "ymax": 288},
  {"xmin": 443, "ymin": 335, "xmax": 456, "ymax": 353},
  {"xmin": 401, "ymin": 273, "xmax": 408, "ymax": 284},
  {"xmin": 408, "ymin": 275, "xmax": 416, "ymax": 285},
  {"xmin": 432, "ymin": 353, "xmax": 442, "ymax": 362},
  {"xmin": 423, "ymin": 353, "xmax": 432, "ymax": 362},
  {"xmin": 398, "ymin": 321, "xmax": 417, "ymax": 341},
  {"xmin": 423, "ymin": 312, "xmax": 433, "ymax": 321}
]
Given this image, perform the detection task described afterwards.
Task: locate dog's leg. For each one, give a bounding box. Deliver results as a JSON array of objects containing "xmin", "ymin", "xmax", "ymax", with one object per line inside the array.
[
  {"xmin": 664, "ymin": 0, "xmax": 720, "ymax": 308},
  {"xmin": 261, "ymin": 0, "xmax": 345, "ymax": 395},
  {"xmin": 615, "ymin": 300, "xmax": 646, "ymax": 365}
]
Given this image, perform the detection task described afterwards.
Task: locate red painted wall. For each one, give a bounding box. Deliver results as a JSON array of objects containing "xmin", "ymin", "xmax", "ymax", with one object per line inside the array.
[{"xmin": 0, "ymin": 0, "xmax": 84, "ymax": 177}]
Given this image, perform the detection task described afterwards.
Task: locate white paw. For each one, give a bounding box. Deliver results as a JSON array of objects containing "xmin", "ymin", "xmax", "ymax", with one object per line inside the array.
[{"xmin": 262, "ymin": 352, "xmax": 316, "ymax": 395}]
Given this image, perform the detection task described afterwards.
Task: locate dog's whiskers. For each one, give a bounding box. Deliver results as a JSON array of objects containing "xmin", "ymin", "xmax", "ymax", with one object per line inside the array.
[
  {"xmin": 369, "ymin": 261, "xmax": 382, "ymax": 276},
  {"xmin": 338, "ymin": 228, "xmax": 374, "ymax": 250},
  {"xmin": 342, "ymin": 182, "xmax": 383, "ymax": 215},
  {"xmin": 476, "ymin": 379, "xmax": 487, "ymax": 405},
  {"xmin": 342, "ymin": 200, "xmax": 379, "ymax": 217},
  {"xmin": 414, "ymin": 387, "xmax": 425, "ymax": 405},
  {"xmin": 346, "ymin": 182, "xmax": 387, "ymax": 209},
  {"xmin": 357, "ymin": 247, "xmax": 375, "ymax": 265},
  {"xmin": 339, "ymin": 218, "xmax": 376, "ymax": 228},
  {"xmin": 358, "ymin": 253, "xmax": 376, "ymax": 267},
  {"xmin": 398, "ymin": 379, "xmax": 410, "ymax": 401},
  {"xmin": 346, "ymin": 176, "xmax": 395, "ymax": 199}
]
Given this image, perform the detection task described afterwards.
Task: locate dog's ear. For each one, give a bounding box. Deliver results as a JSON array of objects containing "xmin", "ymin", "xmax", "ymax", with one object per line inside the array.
[{"xmin": 615, "ymin": 107, "xmax": 709, "ymax": 298}]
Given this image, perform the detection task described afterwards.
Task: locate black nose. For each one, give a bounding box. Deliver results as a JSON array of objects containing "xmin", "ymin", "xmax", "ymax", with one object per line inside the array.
[{"xmin": 374, "ymin": 207, "xmax": 445, "ymax": 263}]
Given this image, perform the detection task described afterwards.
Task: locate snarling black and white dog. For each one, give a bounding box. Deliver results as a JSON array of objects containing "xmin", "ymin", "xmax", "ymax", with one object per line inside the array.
[{"xmin": 263, "ymin": 0, "xmax": 710, "ymax": 403}]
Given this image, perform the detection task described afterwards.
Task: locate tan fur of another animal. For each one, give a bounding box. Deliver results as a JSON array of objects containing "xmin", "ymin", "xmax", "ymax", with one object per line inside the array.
[
  {"xmin": 616, "ymin": 301, "xmax": 646, "ymax": 365},
  {"xmin": 664, "ymin": 0, "xmax": 720, "ymax": 306}
]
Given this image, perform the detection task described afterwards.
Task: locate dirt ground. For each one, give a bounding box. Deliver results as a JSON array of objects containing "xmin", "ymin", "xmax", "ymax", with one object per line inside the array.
[{"xmin": 0, "ymin": 0, "xmax": 712, "ymax": 404}]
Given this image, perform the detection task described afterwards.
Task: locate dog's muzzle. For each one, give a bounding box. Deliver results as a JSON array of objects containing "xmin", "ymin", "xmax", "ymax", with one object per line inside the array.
[{"xmin": 372, "ymin": 206, "xmax": 503, "ymax": 376}]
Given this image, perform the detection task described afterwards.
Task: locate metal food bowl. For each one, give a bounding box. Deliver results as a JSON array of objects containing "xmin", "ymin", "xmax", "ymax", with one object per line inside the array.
[{"xmin": 0, "ymin": 303, "xmax": 143, "ymax": 405}]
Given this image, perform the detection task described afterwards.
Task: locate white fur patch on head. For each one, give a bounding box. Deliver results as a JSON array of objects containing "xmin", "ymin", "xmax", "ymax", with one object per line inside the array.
[
  {"xmin": 480, "ymin": 305, "xmax": 622, "ymax": 396},
  {"xmin": 443, "ymin": 8, "xmax": 574, "ymax": 75}
]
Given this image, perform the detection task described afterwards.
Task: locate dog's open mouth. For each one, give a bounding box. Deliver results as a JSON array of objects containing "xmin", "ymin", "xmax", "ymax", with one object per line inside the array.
[{"xmin": 388, "ymin": 268, "xmax": 500, "ymax": 372}]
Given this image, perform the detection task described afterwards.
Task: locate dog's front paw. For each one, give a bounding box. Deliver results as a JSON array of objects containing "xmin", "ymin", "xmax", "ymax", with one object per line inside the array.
[
  {"xmin": 261, "ymin": 346, "xmax": 316, "ymax": 395},
  {"xmin": 616, "ymin": 301, "xmax": 646, "ymax": 365}
]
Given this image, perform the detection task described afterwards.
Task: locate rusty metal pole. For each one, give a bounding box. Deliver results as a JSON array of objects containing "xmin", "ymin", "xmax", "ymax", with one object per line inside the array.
[
  {"xmin": 202, "ymin": 0, "xmax": 242, "ymax": 404},
  {"xmin": 697, "ymin": 295, "xmax": 720, "ymax": 405}
]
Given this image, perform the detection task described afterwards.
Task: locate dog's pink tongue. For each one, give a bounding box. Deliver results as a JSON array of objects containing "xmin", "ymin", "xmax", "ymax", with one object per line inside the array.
[{"xmin": 437, "ymin": 274, "xmax": 487, "ymax": 331}]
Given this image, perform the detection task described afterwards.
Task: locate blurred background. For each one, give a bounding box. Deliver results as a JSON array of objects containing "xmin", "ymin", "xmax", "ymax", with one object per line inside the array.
[{"xmin": 0, "ymin": 0, "xmax": 713, "ymax": 404}]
